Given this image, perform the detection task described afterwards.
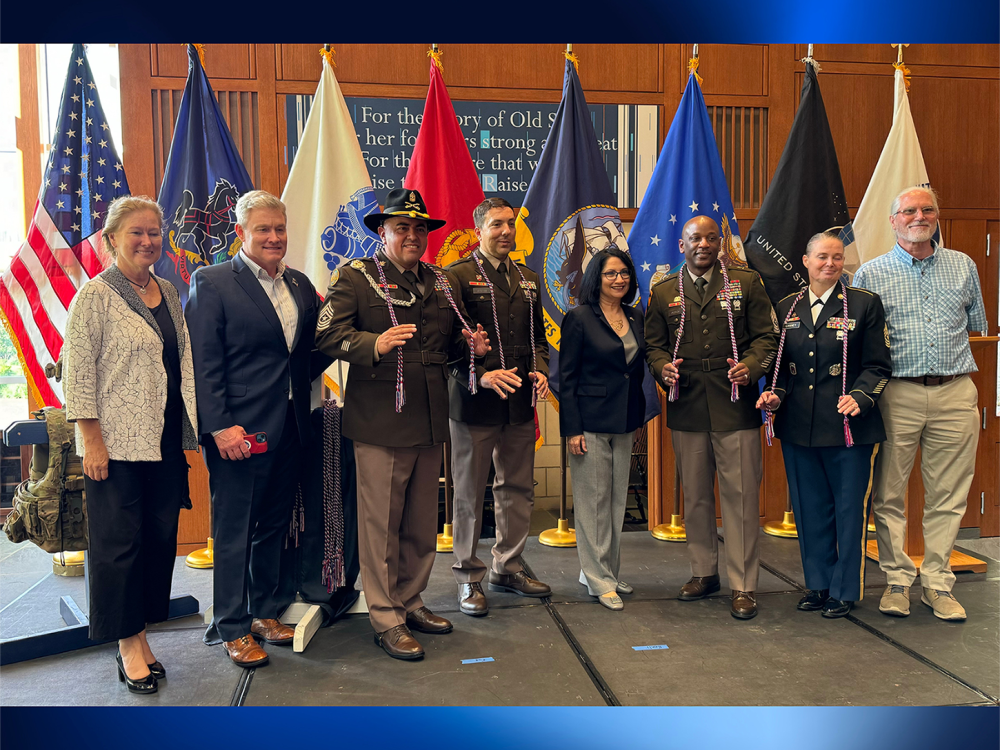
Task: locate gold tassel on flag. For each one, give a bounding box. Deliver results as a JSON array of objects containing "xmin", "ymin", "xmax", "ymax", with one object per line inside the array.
[
  {"xmin": 688, "ymin": 44, "xmax": 704, "ymax": 86},
  {"xmin": 563, "ymin": 44, "xmax": 580, "ymax": 71},
  {"xmin": 319, "ymin": 45, "xmax": 336, "ymax": 68},
  {"xmin": 186, "ymin": 43, "xmax": 207, "ymax": 69},
  {"xmin": 892, "ymin": 44, "xmax": 911, "ymax": 92},
  {"xmin": 428, "ymin": 44, "xmax": 443, "ymax": 72}
]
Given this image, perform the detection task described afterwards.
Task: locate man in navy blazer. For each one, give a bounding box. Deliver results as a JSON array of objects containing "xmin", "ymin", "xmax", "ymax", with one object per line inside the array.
[{"xmin": 185, "ymin": 190, "xmax": 332, "ymax": 668}]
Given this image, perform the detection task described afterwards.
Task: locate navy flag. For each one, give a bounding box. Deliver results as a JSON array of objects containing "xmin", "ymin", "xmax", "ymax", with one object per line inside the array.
[
  {"xmin": 513, "ymin": 56, "xmax": 626, "ymax": 406},
  {"xmin": 629, "ymin": 69, "xmax": 744, "ymax": 308},
  {"xmin": 155, "ymin": 44, "xmax": 254, "ymax": 305},
  {"xmin": 744, "ymin": 61, "xmax": 849, "ymax": 305}
]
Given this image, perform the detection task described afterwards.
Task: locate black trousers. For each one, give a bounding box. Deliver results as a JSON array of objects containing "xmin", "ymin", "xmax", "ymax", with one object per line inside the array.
[
  {"xmin": 84, "ymin": 454, "xmax": 187, "ymax": 641},
  {"xmin": 205, "ymin": 403, "xmax": 301, "ymax": 643}
]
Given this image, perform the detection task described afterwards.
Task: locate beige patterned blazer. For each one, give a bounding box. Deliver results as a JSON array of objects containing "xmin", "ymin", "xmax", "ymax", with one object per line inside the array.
[{"xmin": 63, "ymin": 265, "xmax": 198, "ymax": 461}]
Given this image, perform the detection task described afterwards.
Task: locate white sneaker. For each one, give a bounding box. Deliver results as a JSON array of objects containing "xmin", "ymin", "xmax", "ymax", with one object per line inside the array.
[
  {"xmin": 921, "ymin": 587, "xmax": 967, "ymax": 621},
  {"xmin": 879, "ymin": 584, "xmax": 911, "ymax": 616}
]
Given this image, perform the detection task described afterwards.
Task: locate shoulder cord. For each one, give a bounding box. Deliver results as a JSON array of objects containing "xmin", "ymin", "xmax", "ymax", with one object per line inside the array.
[
  {"xmin": 321, "ymin": 400, "xmax": 345, "ymax": 592},
  {"xmin": 373, "ymin": 257, "xmax": 407, "ymax": 412},
  {"xmin": 762, "ymin": 280, "xmax": 853, "ymax": 448},
  {"xmin": 424, "ymin": 263, "xmax": 478, "ymax": 396},
  {"xmin": 668, "ymin": 262, "xmax": 740, "ymax": 403}
]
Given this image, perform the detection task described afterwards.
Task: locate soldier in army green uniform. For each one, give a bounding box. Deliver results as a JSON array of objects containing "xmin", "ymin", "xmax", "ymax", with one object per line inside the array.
[
  {"xmin": 315, "ymin": 189, "xmax": 489, "ymax": 661},
  {"xmin": 445, "ymin": 198, "xmax": 551, "ymax": 617},
  {"xmin": 645, "ymin": 215, "xmax": 778, "ymax": 620}
]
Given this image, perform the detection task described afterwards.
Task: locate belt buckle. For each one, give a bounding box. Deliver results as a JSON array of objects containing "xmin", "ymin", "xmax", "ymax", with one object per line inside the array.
[
  {"xmin": 420, "ymin": 351, "xmax": 430, "ymax": 365},
  {"xmin": 702, "ymin": 359, "xmax": 712, "ymax": 372}
]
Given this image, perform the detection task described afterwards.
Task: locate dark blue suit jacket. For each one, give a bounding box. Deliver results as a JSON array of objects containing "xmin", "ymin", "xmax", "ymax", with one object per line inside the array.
[
  {"xmin": 559, "ymin": 302, "xmax": 648, "ymax": 436},
  {"xmin": 184, "ymin": 253, "xmax": 333, "ymax": 447}
]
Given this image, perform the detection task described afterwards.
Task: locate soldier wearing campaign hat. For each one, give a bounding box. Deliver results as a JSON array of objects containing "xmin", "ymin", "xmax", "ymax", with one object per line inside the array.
[
  {"xmin": 757, "ymin": 231, "xmax": 892, "ymax": 618},
  {"xmin": 315, "ymin": 188, "xmax": 490, "ymax": 660}
]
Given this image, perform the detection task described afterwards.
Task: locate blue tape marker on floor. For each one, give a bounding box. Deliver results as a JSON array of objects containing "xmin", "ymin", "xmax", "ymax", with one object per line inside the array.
[
  {"xmin": 632, "ymin": 645, "xmax": 669, "ymax": 651},
  {"xmin": 461, "ymin": 657, "xmax": 495, "ymax": 664}
]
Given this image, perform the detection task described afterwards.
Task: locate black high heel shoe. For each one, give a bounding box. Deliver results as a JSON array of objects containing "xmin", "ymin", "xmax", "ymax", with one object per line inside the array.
[
  {"xmin": 146, "ymin": 661, "xmax": 166, "ymax": 680},
  {"xmin": 116, "ymin": 650, "xmax": 158, "ymax": 694}
]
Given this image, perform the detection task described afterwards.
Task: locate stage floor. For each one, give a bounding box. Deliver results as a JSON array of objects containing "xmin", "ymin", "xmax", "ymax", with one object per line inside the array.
[{"xmin": 1, "ymin": 529, "xmax": 997, "ymax": 707}]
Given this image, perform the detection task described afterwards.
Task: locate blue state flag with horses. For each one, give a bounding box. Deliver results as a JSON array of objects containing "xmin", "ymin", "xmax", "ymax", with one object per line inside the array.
[
  {"xmin": 155, "ymin": 44, "xmax": 255, "ymax": 305},
  {"xmin": 514, "ymin": 53, "xmax": 632, "ymax": 408},
  {"xmin": 629, "ymin": 61, "xmax": 745, "ymax": 309}
]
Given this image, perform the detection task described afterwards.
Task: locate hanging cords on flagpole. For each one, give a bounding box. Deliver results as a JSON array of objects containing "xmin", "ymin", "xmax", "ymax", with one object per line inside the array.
[
  {"xmin": 186, "ymin": 43, "xmax": 207, "ymax": 69},
  {"xmin": 320, "ymin": 44, "xmax": 335, "ymax": 67},
  {"xmin": 892, "ymin": 44, "xmax": 911, "ymax": 92},
  {"xmin": 428, "ymin": 43, "xmax": 443, "ymax": 71},
  {"xmin": 687, "ymin": 44, "xmax": 703, "ymax": 85},
  {"xmin": 564, "ymin": 43, "xmax": 580, "ymax": 71},
  {"xmin": 801, "ymin": 44, "xmax": 822, "ymax": 72}
]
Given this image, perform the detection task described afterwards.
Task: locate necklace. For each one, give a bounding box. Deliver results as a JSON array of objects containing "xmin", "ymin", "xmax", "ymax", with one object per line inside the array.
[
  {"xmin": 125, "ymin": 275, "xmax": 152, "ymax": 295},
  {"xmin": 611, "ymin": 317, "xmax": 625, "ymax": 332}
]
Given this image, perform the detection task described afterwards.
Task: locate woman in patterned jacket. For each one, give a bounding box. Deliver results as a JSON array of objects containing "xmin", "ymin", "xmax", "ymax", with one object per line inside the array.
[{"xmin": 63, "ymin": 195, "xmax": 198, "ymax": 695}]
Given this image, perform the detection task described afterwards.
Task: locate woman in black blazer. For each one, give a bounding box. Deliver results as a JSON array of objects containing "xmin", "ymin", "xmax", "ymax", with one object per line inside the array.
[{"xmin": 559, "ymin": 248, "xmax": 649, "ymax": 611}]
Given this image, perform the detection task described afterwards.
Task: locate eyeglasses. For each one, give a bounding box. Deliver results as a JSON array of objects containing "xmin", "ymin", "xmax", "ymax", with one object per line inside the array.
[
  {"xmin": 602, "ymin": 270, "xmax": 631, "ymax": 281},
  {"xmin": 894, "ymin": 206, "xmax": 937, "ymax": 218}
]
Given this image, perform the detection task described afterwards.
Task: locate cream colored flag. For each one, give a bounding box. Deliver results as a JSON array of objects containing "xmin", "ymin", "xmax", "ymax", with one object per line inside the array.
[
  {"xmin": 843, "ymin": 67, "xmax": 931, "ymax": 272},
  {"xmin": 281, "ymin": 51, "xmax": 380, "ymax": 401}
]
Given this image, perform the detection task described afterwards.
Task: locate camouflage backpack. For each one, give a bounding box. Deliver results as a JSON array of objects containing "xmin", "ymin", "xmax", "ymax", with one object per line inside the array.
[{"xmin": 2, "ymin": 406, "xmax": 88, "ymax": 552}]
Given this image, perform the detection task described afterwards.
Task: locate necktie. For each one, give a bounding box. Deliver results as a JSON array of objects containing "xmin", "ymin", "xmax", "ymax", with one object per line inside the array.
[
  {"xmin": 496, "ymin": 262, "xmax": 510, "ymax": 293},
  {"xmin": 403, "ymin": 270, "xmax": 422, "ymax": 295},
  {"xmin": 694, "ymin": 276, "xmax": 707, "ymax": 302}
]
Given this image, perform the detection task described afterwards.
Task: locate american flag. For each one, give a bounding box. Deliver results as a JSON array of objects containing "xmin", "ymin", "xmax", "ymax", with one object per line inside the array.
[{"xmin": 0, "ymin": 43, "xmax": 129, "ymax": 406}]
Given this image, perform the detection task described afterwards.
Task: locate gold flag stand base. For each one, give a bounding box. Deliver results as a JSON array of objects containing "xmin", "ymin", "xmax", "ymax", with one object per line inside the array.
[
  {"xmin": 539, "ymin": 518, "xmax": 576, "ymax": 548},
  {"xmin": 185, "ymin": 537, "xmax": 214, "ymax": 569},
  {"xmin": 52, "ymin": 551, "xmax": 85, "ymax": 577},
  {"xmin": 651, "ymin": 514, "xmax": 687, "ymax": 542},
  {"xmin": 763, "ymin": 510, "xmax": 798, "ymax": 538},
  {"xmin": 436, "ymin": 523, "xmax": 454, "ymax": 553}
]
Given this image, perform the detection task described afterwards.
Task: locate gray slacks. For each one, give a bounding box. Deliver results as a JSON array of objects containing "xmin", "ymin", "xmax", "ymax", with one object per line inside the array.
[
  {"xmin": 568, "ymin": 430, "xmax": 634, "ymax": 596},
  {"xmin": 449, "ymin": 419, "xmax": 536, "ymax": 583},
  {"xmin": 672, "ymin": 428, "xmax": 762, "ymax": 592}
]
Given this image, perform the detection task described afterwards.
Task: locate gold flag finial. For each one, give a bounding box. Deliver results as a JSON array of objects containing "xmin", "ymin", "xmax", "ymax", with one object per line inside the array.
[
  {"xmin": 319, "ymin": 45, "xmax": 336, "ymax": 68},
  {"xmin": 428, "ymin": 45, "xmax": 444, "ymax": 72},
  {"xmin": 892, "ymin": 44, "xmax": 912, "ymax": 92},
  {"xmin": 564, "ymin": 44, "xmax": 580, "ymax": 71},
  {"xmin": 687, "ymin": 44, "xmax": 703, "ymax": 86}
]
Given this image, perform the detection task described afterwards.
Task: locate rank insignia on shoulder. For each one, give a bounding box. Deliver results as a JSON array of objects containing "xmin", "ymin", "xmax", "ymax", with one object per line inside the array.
[
  {"xmin": 884, "ymin": 324, "xmax": 890, "ymax": 348},
  {"xmin": 829, "ymin": 364, "xmax": 842, "ymax": 376},
  {"xmin": 790, "ymin": 363, "xmax": 797, "ymax": 375},
  {"xmin": 350, "ymin": 259, "xmax": 365, "ymax": 270}
]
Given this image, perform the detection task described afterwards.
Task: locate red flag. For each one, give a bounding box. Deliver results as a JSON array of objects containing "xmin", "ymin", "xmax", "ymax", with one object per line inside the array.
[{"xmin": 405, "ymin": 54, "xmax": 485, "ymax": 266}]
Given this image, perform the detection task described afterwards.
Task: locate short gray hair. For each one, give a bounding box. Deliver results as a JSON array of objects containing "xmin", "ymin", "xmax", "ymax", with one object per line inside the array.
[
  {"xmin": 805, "ymin": 230, "xmax": 843, "ymax": 255},
  {"xmin": 890, "ymin": 185, "xmax": 939, "ymax": 217},
  {"xmin": 235, "ymin": 190, "xmax": 286, "ymax": 229}
]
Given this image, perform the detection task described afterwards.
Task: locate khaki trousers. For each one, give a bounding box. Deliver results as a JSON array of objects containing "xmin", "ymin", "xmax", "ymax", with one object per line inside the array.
[
  {"xmin": 354, "ymin": 441, "xmax": 442, "ymax": 633},
  {"xmin": 672, "ymin": 428, "xmax": 762, "ymax": 592},
  {"xmin": 872, "ymin": 376, "xmax": 979, "ymax": 590},
  {"xmin": 449, "ymin": 419, "xmax": 536, "ymax": 583}
]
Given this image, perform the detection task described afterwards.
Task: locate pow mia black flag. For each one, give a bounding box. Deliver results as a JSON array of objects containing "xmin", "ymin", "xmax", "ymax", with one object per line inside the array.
[{"xmin": 745, "ymin": 61, "xmax": 849, "ymax": 305}]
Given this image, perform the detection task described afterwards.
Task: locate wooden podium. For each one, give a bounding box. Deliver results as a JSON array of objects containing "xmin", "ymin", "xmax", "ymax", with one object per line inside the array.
[{"xmin": 864, "ymin": 446, "xmax": 987, "ymax": 574}]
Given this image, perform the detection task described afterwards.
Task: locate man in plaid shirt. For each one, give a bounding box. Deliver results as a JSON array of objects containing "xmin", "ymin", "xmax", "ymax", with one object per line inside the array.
[{"xmin": 853, "ymin": 186, "xmax": 988, "ymax": 622}]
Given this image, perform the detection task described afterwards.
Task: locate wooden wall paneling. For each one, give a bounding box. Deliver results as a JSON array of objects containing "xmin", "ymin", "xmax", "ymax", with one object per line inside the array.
[
  {"xmin": 762, "ymin": 437, "xmax": 789, "ymax": 524},
  {"xmin": 255, "ymin": 45, "xmax": 280, "ymax": 195},
  {"xmin": 909, "ymin": 75, "xmax": 1000, "ymax": 212},
  {"xmin": 154, "ymin": 43, "xmax": 255, "ymax": 80},
  {"xmin": 16, "ymin": 45, "xmax": 41, "ymax": 231},
  {"xmin": 325, "ymin": 44, "xmax": 437, "ymax": 88},
  {"xmin": 816, "ymin": 72, "xmax": 895, "ymax": 208},
  {"xmin": 119, "ymin": 45, "xmax": 158, "ymax": 199},
  {"xmin": 682, "ymin": 44, "xmax": 768, "ymax": 97},
  {"xmin": 799, "ymin": 44, "xmax": 1000, "ymax": 69},
  {"xmin": 277, "ymin": 44, "xmax": 321, "ymax": 82},
  {"xmin": 176, "ymin": 450, "xmax": 212, "ymax": 555}
]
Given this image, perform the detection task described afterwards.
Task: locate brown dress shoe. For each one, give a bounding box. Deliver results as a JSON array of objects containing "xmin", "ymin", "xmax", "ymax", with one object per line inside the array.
[
  {"xmin": 487, "ymin": 570, "xmax": 551, "ymax": 597},
  {"xmin": 458, "ymin": 582, "xmax": 489, "ymax": 616},
  {"xmin": 678, "ymin": 574, "xmax": 721, "ymax": 601},
  {"xmin": 374, "ymin": 625, "xmax": 424, "ymax": 660},
  {"xmin": 251, "ymin": 617, "xmax": 295, "ymax": 645},
  {"xmin": 405, "ymin": 606, "xmax": 453, "ymax": 634},
  {"xmin": 223, "ymin": 634, "xmax": 269, "ymax": 668},
  {"xmin": 731, "ymin": 591, "xmax": 758, "ymax": 620}
]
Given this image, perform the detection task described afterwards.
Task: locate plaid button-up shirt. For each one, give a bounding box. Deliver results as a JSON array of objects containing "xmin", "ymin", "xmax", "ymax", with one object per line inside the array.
[{"xmin": 853, "ymin": 243, "xmax": 987, "ymax": 377}]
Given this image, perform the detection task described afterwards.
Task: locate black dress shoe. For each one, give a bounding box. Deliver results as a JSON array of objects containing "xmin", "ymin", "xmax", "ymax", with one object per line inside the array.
[
  {"xmin": 731, "ymin": 591, "xmax": 758, "ymax": 620},
  {"xmin": 459, "ymin": 582, "xmax": 489, "ymax": 616},
  {"xmin": 796, "ymin": 589, "xmax": 830, "ymax": 612},
  {"xmin": 821, "ymin": 599, "xmax": 853, "ymax": 618},
  {"xmin": 488, "ymin": 570, "xmax": 551, "ymax": 597},
  {"xmin": 116, "ymin": 651, "xmax": 157, "ymax": 694},
  {"xmin": 147, "ymin": 660, "xmax": 166, "ymax": 679},
  {"xmin": 405, "ymin": 606, "xmax": 453, "ymax": 634},
  {"xmin": 678, "ymin": 574, "xmax": 721, "ymax": 601},
  {"xmin": 374, "ymin": 625, "xmax": 424, "ymax": 660}
]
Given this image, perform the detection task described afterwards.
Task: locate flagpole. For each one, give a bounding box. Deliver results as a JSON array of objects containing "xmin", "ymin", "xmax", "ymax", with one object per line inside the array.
[{"xmin": 437, "ymin": 442, "xmax": 454, "ymax": 552}]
